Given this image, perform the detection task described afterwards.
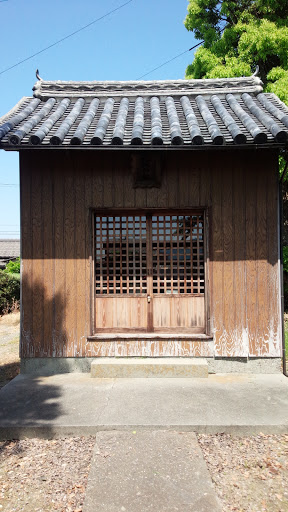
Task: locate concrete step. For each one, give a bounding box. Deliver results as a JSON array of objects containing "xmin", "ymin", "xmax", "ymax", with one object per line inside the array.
[{"xmin": 91, "ymin": 357, "xmax": 208, "ymax": 378}]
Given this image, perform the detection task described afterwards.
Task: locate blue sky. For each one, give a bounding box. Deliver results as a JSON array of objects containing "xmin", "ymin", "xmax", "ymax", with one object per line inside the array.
[{"xmin": 0, "ymin": 0, "xmax": 197, "ymax": 238}]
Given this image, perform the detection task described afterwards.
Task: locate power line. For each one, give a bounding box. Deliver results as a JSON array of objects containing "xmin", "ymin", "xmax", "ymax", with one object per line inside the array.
[
  {"xmin": 136, "ymin": 28, "xmax": 226, "ymax": 80},
  {"xmin": 0, "ymin": 183, "xmax": 19, "ymax": 186},
  {"xmin": 0, "ymin": 0, "xmax": 134, "ymax": 76},
  {"xmin": 136, "ymin": 40, "xmax": 203, "ymax": 80}
]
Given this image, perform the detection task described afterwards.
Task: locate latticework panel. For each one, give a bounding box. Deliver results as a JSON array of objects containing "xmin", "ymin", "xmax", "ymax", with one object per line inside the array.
[
  {"xmin": 95, "ymin": 215, "xmax": 147, "ymax": 295},
  {"xmin": 151, "ymin": 214, "xmax": 204, "ymax": 295}
]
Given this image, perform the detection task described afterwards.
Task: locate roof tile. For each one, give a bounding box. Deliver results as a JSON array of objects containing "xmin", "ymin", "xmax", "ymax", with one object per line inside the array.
[{"xmin": 1, "ymin": 75, "xmax": 288, "ymax": 149}]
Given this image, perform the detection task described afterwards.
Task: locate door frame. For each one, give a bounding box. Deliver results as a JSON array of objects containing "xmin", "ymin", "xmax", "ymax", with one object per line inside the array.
[{"xmin": 90, "ymin": 207, "xmax": 210, "ymax": 336}]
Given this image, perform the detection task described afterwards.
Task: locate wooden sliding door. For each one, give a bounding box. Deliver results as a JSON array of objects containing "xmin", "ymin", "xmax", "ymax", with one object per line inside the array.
[{"xmin": 94, "ymin": 211, "xmax": 205, "ymax": 333}]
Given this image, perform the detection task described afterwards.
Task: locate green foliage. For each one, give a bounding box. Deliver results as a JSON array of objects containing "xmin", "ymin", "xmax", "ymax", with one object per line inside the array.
[
  {"xmin": 4, "ymin": 257, "xmax": 20, "ymax": 274},
  {"xmin": 184, "ymin": 0, "xmax": 288, "ymax": 103},
  {"xmin": 283, "ymin": 246, "xmax": 288, "ymax": 274},
  {"xmin": 0, "ymin": 270, "xmax": 20, "ymax": 315}
]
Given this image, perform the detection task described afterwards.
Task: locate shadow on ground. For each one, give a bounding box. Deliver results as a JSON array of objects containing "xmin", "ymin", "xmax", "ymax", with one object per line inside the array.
[{"xmin": 0, "ymin": 362, "xmax": 20, "ymax": 389}]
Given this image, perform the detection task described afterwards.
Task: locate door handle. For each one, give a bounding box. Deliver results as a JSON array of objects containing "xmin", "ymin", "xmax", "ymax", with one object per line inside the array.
[{"xmin": 147, "ymin": 295, "xmax": 151, "ymax": 303}]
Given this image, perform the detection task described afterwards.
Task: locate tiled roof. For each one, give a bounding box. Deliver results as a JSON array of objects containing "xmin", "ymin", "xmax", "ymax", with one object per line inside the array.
[
  {"xmin": 1, "ymin": 75, "xmax": 288, "ymax": 148},
  {"xmin": 0, "ymin": 239, "xmax": 20, "ymax": 258}
]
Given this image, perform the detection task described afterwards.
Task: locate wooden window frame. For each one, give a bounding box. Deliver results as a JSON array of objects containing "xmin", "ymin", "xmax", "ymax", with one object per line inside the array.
[{"xmin": 90, "ymin": 207, "xmax": 210, "ymax": 337}]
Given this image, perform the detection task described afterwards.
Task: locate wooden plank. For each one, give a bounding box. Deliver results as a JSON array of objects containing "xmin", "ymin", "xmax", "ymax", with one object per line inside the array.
[
  {"xmin": 167, "ymin": 160, "xmax": 178, "ymax": 208},
  {"xmin": 233, "ymin": 163, "xmax": 247, "ymax": 356},
  {"xmin": 20, "ymin": 156, "xmax": 33, "ymax": 358},
  {"xmin": 64, "ymin": 162, "xmax": 76, "ymax": 357},
  {"xmin": 103, "ymin": 164, "xmax": 114, "ymax": 207},
  {"xmin": 53, "ymin": 156, "xmax": 66, "ymax": 356},
  {"xmin": 178, "ymin": 167, "xmax": 190, "ymax": 208},
  {"xmin": 211, "ymin": 166, "xmax": 223, "ymax": 356},
  {"xmin": 42, "ymin": 162, "xmax": 54, "ymax": 357},
  {"xmin": 75, "ymin": 164, "xmax": 86, "ymax": 357},
  {"xmin": 266, "ymin": 152, "xmax": 281, "ymax": 356},
  {"xmin": 157, "ymin": 163, "xmax": 167, "ymax": 208},
  {"xmin": 84, "ymin": 160, "xmax": 93, "ymax": 342},
  {"xmin": 254, "ymin": 162, "xmax": 269, "ymax": 356},
  {"xmin": 245, "ymin": 159, "xmax": 258, "ymax": 357},
  {"xmin": 88, "ymin": 340, "xmax": 213, "ymax": 357},
  {"xmin": 153, "ymin": 296, "xmax": 205, "ymax": 330},
  {"xmin": 31, "ymin": 166, "xmax": 44, "ymax": 357},
  {"xmin": 222, "ymin": 163, "xmax": 235, "ymax": 356},
  {"xmin": 96, "ymin": 297, "xmax": 147, "ymax": 329}
]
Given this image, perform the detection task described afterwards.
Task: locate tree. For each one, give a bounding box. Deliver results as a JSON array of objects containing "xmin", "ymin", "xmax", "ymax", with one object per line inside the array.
[{"xmin": 184, "ymin": 0, "xmax": 288, "ymax": 104}]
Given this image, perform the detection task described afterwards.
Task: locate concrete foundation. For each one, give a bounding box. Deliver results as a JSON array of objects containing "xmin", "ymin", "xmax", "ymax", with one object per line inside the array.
[{"xmin": 20, "ymin": 356, "xmax": 283, "ymax": 375}]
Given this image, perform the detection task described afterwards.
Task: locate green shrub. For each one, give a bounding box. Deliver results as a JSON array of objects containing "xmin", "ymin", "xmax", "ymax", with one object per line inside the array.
[
  {"xmin": 4, "ymin": 257, "xmax": 20, "ymax": 274},
  {"xmin": 0, "ymin": 270, "xmax": 20, "ymax": 315}
]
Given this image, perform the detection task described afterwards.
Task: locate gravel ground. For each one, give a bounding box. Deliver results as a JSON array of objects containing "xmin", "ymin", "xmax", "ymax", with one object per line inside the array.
[
  {"xmin": 1, "ymin": 434, "xmax": 288, "ymax": 511},
  {"xmin": 0, "ymin": 437, "xmax": 95, "ymax": 512},
  {"xmin": 0, "ymin": 312, "xmax": 20, "ymax": 388},
  {"xmin": 198, "ymin": 433, "xmax": 288, "ymax": 512}
]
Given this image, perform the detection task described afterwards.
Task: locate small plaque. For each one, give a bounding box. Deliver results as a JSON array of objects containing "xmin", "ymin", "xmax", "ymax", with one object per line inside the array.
[{"xmin": 131, "ymin": 154, "xmax": 162, "ymax": 188}]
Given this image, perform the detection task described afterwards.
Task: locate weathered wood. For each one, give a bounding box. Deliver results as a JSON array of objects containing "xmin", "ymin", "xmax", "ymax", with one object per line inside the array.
[
  {"xmin": 20, "ymin": 149, "xmax": 281, "ymax": 358},
  {"xmin": 212, "ymin": 167, "xmax": 223, "ymax": 356},
  {"xmin": 245, "ymin": 161, "xmax": 258, "ymax": 356},
  {"xmin": 20, "ymin": 157, "xmax": 32, "ymax": 358}
]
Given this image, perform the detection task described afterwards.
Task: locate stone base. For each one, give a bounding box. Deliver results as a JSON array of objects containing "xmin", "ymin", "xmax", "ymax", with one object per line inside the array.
[
  {"xmin": 20, "ymin": 357, "xmax": 283, "ymax": 375},
  {"xmin": 91, "ymin": 357, "xmax": 208, "ymax": 378}
]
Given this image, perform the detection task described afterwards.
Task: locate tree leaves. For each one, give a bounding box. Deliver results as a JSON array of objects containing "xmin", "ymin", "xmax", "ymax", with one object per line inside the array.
[{"xmin": 184, "ymin": 0, "xmax": 288, "ymax": 104}]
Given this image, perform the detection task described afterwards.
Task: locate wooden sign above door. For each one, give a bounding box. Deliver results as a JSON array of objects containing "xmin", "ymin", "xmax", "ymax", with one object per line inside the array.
[{"xmin": 131, "ymin": 153, "xmax": 162, "ymax": 188}]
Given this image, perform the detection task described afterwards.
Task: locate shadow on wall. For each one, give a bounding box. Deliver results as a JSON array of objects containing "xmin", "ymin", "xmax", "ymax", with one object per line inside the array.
[
  {"xmin": 0, "ymin": 278, "xmax": 75, "ymax": 436},
  {"xmin": 20, "ymin": 276, "xmax": 72, "ymax": 361}
]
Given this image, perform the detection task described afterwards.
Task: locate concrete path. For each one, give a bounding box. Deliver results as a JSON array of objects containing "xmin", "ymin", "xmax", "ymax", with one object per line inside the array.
[
  {"xmin": 83, "ymin": 431, "xmax": 222, "ymax": 512},
  {"xmin": 0, "ymin": 373, "xmax": 288, "ymax": 438}
]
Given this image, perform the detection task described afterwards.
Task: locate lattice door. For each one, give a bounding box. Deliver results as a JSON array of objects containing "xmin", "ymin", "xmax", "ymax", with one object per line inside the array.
[{"xmin": 94, "ymin": 212, "xmax": 205, "ymax": 333}]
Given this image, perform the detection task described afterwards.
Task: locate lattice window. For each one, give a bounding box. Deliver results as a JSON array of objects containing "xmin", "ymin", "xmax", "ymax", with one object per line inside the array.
[
  {"xmin": 95, "ymin": 213, "xmax": 204, "ymax": 296},
  {"xmin": 151, "ymin": 214, "xmax": 204, "ymax": 295},
  {"xmin": 95, "ymin": 215, "xmax": 147, "ymax": 295}
]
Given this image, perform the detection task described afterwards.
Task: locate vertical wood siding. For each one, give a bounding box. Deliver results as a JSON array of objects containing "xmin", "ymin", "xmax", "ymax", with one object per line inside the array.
[{"xmin": 20, "ymin": 149, "xmax": 281, "ymax": 358}]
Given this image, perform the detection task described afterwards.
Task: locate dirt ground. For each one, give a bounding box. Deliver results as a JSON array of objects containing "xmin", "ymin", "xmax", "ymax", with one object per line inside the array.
[
  {"xmin": 0, "ymin": 437, "xmax": 95, "ymax": 512},
  {"xmin": 199, "ymin": 433, "xmax": 288, "ymax": 512},
  {"xmin": 0, "ymin": 311, "xmax": 20, "ymax": 388},
  {"xmin": 1, "ymin": 312, "xmax": 288, "ymax": 511},
  {"xmin": 0, "ymin": 434, "xmax": 288, "ymax": 512}
]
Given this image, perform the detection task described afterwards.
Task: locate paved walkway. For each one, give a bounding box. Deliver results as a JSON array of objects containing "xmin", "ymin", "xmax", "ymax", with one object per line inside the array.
[
  {"xmin": 83, "ymin": 431, "xmax": 222, "ymax": 512},
  {"xmin": 0, "ymin": 373, "xmax": 288, "ymax": 438}
]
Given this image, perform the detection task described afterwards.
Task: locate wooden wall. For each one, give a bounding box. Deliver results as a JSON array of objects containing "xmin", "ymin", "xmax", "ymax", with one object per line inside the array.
[{"xmin": 20, "ymin": 149, "xmax": 281, "ymax": 358}]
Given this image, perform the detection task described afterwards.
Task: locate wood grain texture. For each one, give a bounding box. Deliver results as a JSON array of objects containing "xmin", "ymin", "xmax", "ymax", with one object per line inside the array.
[
  {"xmin": 20, "ymin": 149, "xmax": 281, "ymax": 359},
  {"xmin": 20, "ymin": 155, "xmax": 32, "ymax": 358},
  {"xmin": 233, "ymin": 164, "xmax": 247, "ymax": 356},
  {"xmin": 212, "ymin": 166, "xmax": 224, "ymax": 356},
  {"xmin": 31, "ymin": 164, "xmax": 43, "ymax": 356}
]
